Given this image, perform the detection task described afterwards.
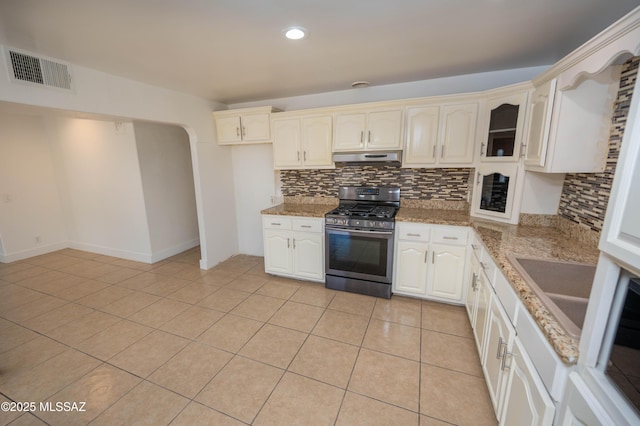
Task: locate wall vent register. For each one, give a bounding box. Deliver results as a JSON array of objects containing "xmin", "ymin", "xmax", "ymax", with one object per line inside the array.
[{"xmin": 4, "ymin": 46, "xmax": 73, "ymax": 91}]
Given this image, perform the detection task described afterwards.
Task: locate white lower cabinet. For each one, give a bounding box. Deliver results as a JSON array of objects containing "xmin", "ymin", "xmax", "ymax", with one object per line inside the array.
[
  {"xmin": 393, "ymin": 222, "xmax": 468, "ymax": 303},
  {"xmin": 466, "ymin": 253, "xmax": 491, "ymax": 356},
  {"xmin": 500, "ymin": 338, "xmax": 556, "ymax": 425},
  {"xmin": 484, "ymin": 295, "xmax": 516, "ymax": 418},
  {"xmin": 468, "ymin": 232, "xmax": 556, "ymax": 425},
  {"xmin": 262, "ymin": 215, "xmax": 324, "ymax": 282}
]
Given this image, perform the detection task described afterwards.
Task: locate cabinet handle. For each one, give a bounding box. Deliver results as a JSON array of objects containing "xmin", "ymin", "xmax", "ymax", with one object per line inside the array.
[
  {"xmin": 431, "ymin": 251, "xmax": 435, "ymax": 264},
  {"xmin": 480, "ymin": 261, "xmax": 487, "ymax": 270},
  {"xmin": 442, "ymin": 236, "xmax": 458, "ymax": 240},
  {"xmin": 236, "ymin": 127, "xmax": 240, "ymax": 137},
  {"xmin": 471, "ymin": 272, "xmax": 478, "ymax": 291},
  {"xmin": 432, "ymin": 145, "xmax": 436, "ymax": 158},
  {"xmin": 496, "ymin": 337, "xmax": 506, "ymax": 359},
  {"xmin": 292, "ymin": 238, "xmax": 296, "ymax": 249},
  {"xmin": 271, "ymin": 222, "xmax": 281, "ymax": 226},
  {"xmin": 480, "ymin": 142, "xmax": 486, "ymax": 156},
  {"xmin": 441, "ymin": 145, "xmax": 445, "ymax": 158},
  {"xmin": 297, "ymin": 151, "xmax": 300, "ymax": 161},
  {"xmin": 360, "ymin": 131, "xmax": 364, "ymax": 143},
  {"xmin": 300, "ymin": 225, "xmax": 311, "ymax": 228},
  {"xmin": 368, "ymin": 130, "xmax": 371, "ymax": 143},
  {"xmin": 303, "ymin": 151, "xmax": 307, "ymax": 161},
  {"xmin": 287, "ymin": 238, "xmax": 290, "ymax": 249},
  {"xmin": 501, "ymin": 349, "xmax": 514, "ymax": 371},
  {"xmin": 471, "ymin": 244, "xmax": 479, "ymax": 250},
  {"xmin": 424, "ymin": 250, "xmax": 428, "ymax": 264},
  {"xmin": 242, "ymin": 126, "xmax": 246, "ymax": 136},
  {"xmin": 407, "ymin": 233, "xmax": 421, "ymax": 237},
  {"xmin": 476, "ymin": 172, "xmax": 481, "ymax": 186}
]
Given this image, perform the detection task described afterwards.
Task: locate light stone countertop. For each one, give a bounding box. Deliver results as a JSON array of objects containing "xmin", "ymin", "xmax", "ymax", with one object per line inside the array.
[
  {"xmin": 262, "ymin": 202, "xmax": 598, "ymax": 363},
  {"xmin": 260, "ymin": 203, "xmax": 336, "ymax": 218}
]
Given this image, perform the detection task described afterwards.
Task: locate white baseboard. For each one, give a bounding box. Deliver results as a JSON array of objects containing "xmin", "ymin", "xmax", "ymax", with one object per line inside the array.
[
  {"xmin": 0, "ymin": 239, "xmax": 201, "ymax": 265},
  {"xmin": 0, "ymin": 241, "xmax": 68, "ymax": 263},
  {"xmin": 149, "ymin": 238, "xmax": 200, "ymax": 263},
  {"xmin": 68, "ymin": 241, "xmax": 153, "ymax": 263}
]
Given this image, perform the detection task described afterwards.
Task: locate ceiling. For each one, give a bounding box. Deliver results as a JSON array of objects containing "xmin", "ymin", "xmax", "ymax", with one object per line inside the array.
[{"xmin": 0, "ymin": 1, "xmax": 638, "ymax": 104}]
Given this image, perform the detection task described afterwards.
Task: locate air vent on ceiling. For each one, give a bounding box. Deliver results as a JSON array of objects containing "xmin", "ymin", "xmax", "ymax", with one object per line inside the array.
[{"xmin": 4, "ymin": 47, "xmax": 73, "ymax": 91}]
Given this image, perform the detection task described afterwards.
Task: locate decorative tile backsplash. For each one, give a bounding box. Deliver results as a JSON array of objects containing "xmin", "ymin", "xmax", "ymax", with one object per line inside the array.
[
  {"xmin": 558, "ymin": 56, "xmax": 639, "ymax": 233},
  {"xmin": 280, "ymin": 167, "xmax": 472, "ymax": 200}
]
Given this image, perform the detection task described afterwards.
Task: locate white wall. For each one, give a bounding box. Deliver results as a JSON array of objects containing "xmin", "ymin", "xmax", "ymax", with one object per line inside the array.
[
  {"xmin": 134, "ymin": 121, "xmax": 199, "ymax": 261},
  {"xmin": 231, "ymin": 144, "xmax": 276, "ymax": 256},
  {"xmin": 0, "ymin": 112, "xmax": 67, "ymax": 261},
  {"xmin": 53, "ymin": 118, "xmax": 153, "ymax": 260},
  {"xmin": 230, "ymin": 66, "xmax": 549, "ymax": 111},
  {"xmin": 0, "ymin": 55, "xmax": 238, "ymax": 268}
]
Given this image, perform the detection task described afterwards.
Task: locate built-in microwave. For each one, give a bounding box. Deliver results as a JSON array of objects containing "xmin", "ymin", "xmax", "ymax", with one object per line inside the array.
[{"xmin": 600, "ymin": 272, "xmax": 640, "ymax": 414}]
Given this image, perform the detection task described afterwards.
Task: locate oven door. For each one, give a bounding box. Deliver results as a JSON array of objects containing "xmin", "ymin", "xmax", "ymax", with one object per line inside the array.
[{"xmin": 325, "ymin": 226, "xmax": 394, "ymax": 284}]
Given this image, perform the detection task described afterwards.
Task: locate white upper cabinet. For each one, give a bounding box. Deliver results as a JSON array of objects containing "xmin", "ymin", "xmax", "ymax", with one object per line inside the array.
[
  {"xmin": 471, "ymin": 163, "xmax": 523, "ymax": 224},
  {"xmin": 213, "ymin": 106, "xmax": 276, "ymax": 145},
  {"xmin": 272, "ymin": 114, "xmax": 333, "ymax": 170},
  {"xmin": 440, "ymin": 103, "xmax": 478, "ymax": 164},
  {"xmin": 600, "ymin": 69, "xmax": 640, "ymax": 273},
  {"xmin": 333, "ymin": 109, "xmax": 402, "ymax": 151},
  {"xmin": 404, "ymin": 106, "xmax": 440, "ymax": 166},
  {"xmin": 403, "ymin": 101, "xmax": 478, "ymax": 167},
  {"xmin": 524, "ymin": 65, "xmax": 621, "ymax": 173},
  {"xmin": 479, "ymin": 90, "xmax": 529, "ymax": 162}
]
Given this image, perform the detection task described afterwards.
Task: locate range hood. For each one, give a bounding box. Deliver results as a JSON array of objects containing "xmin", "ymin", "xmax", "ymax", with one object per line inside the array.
[{"xmin": 333, "ymin": 151, "xmax": 402, "ymax": 166}]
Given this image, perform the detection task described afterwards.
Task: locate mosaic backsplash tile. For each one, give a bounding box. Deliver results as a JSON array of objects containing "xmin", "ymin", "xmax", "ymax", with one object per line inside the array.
[
  {"xmin": 280, "ymin": 167, "xmax": 472, "ymax": 200},
  {"xmin": 558, "ymin": 57, "xmax": 639, "ymax": 233}
]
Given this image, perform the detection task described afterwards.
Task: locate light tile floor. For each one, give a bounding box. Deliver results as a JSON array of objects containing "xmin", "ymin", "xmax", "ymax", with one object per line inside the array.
[{"xmin": 0, "ymin": 248, "xmax": 497, "ymax": 425}]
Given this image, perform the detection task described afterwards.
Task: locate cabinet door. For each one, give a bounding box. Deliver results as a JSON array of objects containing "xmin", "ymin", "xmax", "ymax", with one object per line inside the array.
[
  {"xmin": 465, "ymin": 266, "xmax": 479, "ymax": 326},
  {"xmin": 472, "ymin": 163, "xmax": 520, "ymax": 221},
  {"xmin": 215, "ymin": 116, "xmax": 242, "ymax": 144},
  {"xmin": 427, "ymin": 244, "xmax": 466, "ymax": 301},
  {"xmin": 302, "ymin": 116, "xmax": 333, "ymax": 167},
  {"xmin": 367, "ymin": 110, "xmax": 403, "ymax": 150},
  {"xmin": 241, "ymin": 112, "xmax": 271, "ymax": 141},
  {"xmin": 404, "ymin": 106, "xmax": 439, "ymax": 166},
  {"xmin": 483, "ymin": 296, "xmax": 515, "ymax": 418},
  {"xmin": 272, "ymin": 118, "xmax": 302, "ymax": 169},
  {"xmin": 474, "ymin": 270, "xmax": 491, "ymax": 357},
  {"xmin": 480, "ymin": 92, "xmax": 528, "ymax": 162},
  {"xmin": 525, "ymin": 79, "xmax": 556, "ymax": 168},
  {"xmin": 394, "ymin": 240, "xmax": 429, "ymax": 296},
  {"xmin": 263, "ymin": 229, "xmax": 292, "ymax": 275},
  {"xmin": 292, "ymin": 231, "xmax": 324, "ymax": 281},
  {"xmin": 439, "ymin": 103, "xmax": 477, "ymax": 164},
  {"xmin": 334, "ymin": 113, "xmax": 366, "ymax": 151},
  {"xmin": 500, "ymin": 338, "xmax": 555, "ymax": 426}
]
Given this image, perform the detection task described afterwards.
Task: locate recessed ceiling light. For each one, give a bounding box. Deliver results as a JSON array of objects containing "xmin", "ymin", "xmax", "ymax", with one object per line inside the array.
[
  {"xmin": 351, "ymin": 81, "xmax": 371, "ymax": 88},
  {"xmin": 284, "ymin": 27, "xmax": 306, "ymax": 40}
]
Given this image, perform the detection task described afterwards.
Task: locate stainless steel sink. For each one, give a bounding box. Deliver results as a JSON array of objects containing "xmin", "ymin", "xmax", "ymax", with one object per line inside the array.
[{"xmin": 507, "ymin": 255, "xmax": 597, "ymax": 339}]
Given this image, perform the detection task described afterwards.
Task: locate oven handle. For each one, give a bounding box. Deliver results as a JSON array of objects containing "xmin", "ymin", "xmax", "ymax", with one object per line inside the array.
[{"xmin": 326, "ymin": 227, "xmax": 393, "ymax": 236}]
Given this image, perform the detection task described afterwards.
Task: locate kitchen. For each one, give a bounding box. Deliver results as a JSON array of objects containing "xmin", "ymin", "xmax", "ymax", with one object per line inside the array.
[{"xmin": 1, "ymin": 1, "xmax": 640, "ymax": 425}]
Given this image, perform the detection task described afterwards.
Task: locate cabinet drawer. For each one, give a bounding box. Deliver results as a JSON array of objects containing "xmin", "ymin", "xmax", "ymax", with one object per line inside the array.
[
  {"xmin": 292, "ymin": 218, "xmax": 323, "ymax": 233},
  {"xmin": 470, "ymin": 232, "xmax": 483, "ymax": 260},
  {"xmin": 263, "ymin": 215, "xmax": 292, "ymax": 230},
  {"xmin": 494, "ymin": 271, "xmax": 519, "ymax": 325},
  {"xmin": 432, "ymin": 227, "xmax": 468, "ymax": 245},
  {"xmin": 398, "ymin": 223, "xmax": 430, "ymax": 242}
]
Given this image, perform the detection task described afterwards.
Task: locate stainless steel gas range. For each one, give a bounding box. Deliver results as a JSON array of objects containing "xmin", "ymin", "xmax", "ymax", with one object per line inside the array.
[{"xmin": 324, "ymin": 186, "xmax": 400, "ymax": 299}]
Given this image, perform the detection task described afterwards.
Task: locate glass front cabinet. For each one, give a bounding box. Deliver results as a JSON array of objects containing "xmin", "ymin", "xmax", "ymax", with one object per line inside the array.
[
  {"xmin": 479, "ymin": 92, "xmax": 529, "ymax": 162},
  {"xmin": 472, "ymin": 164, "xmax": 522, "ymax": 223}
]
